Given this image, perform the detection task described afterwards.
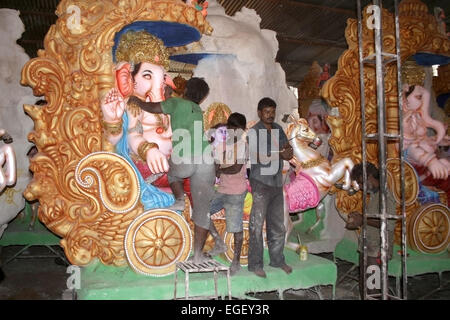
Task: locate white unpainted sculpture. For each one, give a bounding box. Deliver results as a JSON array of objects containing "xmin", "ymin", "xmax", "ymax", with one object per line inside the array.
[
  {"xmin": 0, "ymin": 9, "xmax": 37, "ymax": 238},
  {"xmin": 192, "ymin": 0, "xmax": 298, "ymax": 128}
]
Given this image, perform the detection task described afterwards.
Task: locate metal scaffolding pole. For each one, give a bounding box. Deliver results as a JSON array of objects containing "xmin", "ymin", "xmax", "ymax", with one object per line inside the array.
[
  {"xmin": 356, "ymin": 0, "xmax": 407, "ymax": 300},
  {"xmin": 394, "ymin": 0, "xmax": 408, "ymax": 300},
  {"xmin": 356, "ymin": 0, "xmax": 369, "ymax": 300},
  {"xmin": 372, "ymin": 0, "xmax": 390, "ymax": 300}
]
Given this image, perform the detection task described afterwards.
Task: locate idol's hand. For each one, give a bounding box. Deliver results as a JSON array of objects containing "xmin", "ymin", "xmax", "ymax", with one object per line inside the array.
[
  {"xmin": 101, "ymin": 88, "xmax": 125, "ymax": 123},
  {"xmin": 146, "ymin": 148, "xmax": 169, "ymax": 174}
]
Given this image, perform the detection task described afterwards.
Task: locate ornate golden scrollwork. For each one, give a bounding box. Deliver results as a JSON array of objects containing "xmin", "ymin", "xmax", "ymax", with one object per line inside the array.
[{"xmin": 21, "ymin": 0, "xmax": 212, "ymax": 267}]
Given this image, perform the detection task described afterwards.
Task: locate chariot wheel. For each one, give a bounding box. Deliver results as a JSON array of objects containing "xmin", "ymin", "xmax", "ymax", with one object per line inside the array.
[
  {"xmin": 125, "ymin": 209, "xmax": 192, "ymax": 276},
  {"xmin": 408, "ymin": 203, "xmax": 450, "ymax": 254},
  {"xmin": 386, "ymin": 158, "xmax": 419, "ymax": 206}
]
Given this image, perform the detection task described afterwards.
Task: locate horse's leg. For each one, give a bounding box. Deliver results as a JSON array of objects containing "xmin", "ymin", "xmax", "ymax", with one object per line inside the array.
[
  {"xmin": 283, "ymin": 190, "xmax": 299, "ymax": 251},
  {"xmin": 329, "ymin": 158, "xmax": 354, "ymax": 190},
  {"xmin": 306, "ymin": 201, "xmax": 326, "ymax": 234},
  {"xmin": 0, "ymin": 149, "xmax": 7, "ymax": 191}
]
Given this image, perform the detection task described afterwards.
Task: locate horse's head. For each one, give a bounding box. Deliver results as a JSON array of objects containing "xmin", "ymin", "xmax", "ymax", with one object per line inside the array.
[{"xmin": 289, "ymin": 118, "xmax": 322, "ymax": 150}]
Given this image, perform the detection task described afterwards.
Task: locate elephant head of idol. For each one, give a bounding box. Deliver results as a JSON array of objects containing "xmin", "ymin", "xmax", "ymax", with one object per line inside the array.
[{"xmin": 114, "ymin": 30, "xmax": 175, "ymax": 103}]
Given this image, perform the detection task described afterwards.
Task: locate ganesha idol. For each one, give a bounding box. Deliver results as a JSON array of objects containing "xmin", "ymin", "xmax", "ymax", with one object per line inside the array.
[
  {"xmin": 101, "ymin": 30, "xmax": 189, "ymax": 209},
  {"xmin": 401, "ymin": 60, "xmax": 450, "ymax": 205}
]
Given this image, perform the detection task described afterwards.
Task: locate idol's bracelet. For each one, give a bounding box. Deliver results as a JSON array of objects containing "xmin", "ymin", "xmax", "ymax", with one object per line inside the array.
[
  {"xmin": 102, "ymin": 119, "xmax": 123, "ymax": 136},
  {"xmin": 138, "ymin": 141, "xmax": 159, "ymax": 162}
]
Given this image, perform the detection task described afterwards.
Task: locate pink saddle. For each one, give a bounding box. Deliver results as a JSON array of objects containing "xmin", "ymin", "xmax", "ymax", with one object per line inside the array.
[{"xmin": 284, "ymin": 171, "xmax": 320, "ymax": 213}]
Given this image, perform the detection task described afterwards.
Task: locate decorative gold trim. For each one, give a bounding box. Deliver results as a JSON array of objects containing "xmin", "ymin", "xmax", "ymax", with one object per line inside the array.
[
  {"xmin": 300, "ymin": 156, "xmax": 327, "ymax": 169},
  {"xmin": 138, "ymin": 141, "xmax": 159, "ymax": 162},
  {"xmin": 127, "ymin": 100, "xmax": 142, "ymax": 118},
  {"xmin": 203, "ymin": 102, "xmax": 232, "ymax": 131},
  {"xmin": 401, "ymin": 59, "xmax": 426, "ymax": 87},
  {"xmin": 102, "ymin": 119, "xmax": 123, "ymax": 136},
  {"xmin": 115, "ymin": 31, "xmax": 170, "ymax": 69}
]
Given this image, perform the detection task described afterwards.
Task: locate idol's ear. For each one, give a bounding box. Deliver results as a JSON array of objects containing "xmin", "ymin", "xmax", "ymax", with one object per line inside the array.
[{"xmin": 115, "ymin": 62, "xmax": 133, "ymax": 98}]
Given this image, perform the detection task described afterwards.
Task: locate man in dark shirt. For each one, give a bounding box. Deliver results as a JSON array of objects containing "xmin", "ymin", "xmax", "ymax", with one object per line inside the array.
[
  {"xmin": 247, "ymin": 97, "xmax": 294, "ymax": 278},
  {"xmin": 345, "ymin": 162, "xmax": 397, "ymax": 299}
]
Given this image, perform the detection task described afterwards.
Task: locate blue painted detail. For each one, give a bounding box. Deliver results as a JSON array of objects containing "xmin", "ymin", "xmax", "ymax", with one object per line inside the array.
[
  {"xmin": 170, "ymin": 53, "xmax": 233, "ymax": 65},
  {"xmin": 413, "ymin": 53, "xmax": 450, "ymax": 66},
  {"xmin": 417, "ymin": 184, "xmax": 441, "ymax": 205}
]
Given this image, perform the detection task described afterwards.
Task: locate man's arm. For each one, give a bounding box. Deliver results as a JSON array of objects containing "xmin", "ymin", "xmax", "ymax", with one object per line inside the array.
[
  {"xmin": 128, "ymin": 96, "xmax": 164, "ymax": 114},
  {"xmin": 278, "ymin": 125, "xmax": 293, "ymax": 161}
]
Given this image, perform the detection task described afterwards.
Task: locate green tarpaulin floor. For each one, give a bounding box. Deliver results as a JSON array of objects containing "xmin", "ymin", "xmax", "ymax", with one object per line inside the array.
[{"xmin": 76, "ymin": 249, "xmax": 337, "ymax": 300}]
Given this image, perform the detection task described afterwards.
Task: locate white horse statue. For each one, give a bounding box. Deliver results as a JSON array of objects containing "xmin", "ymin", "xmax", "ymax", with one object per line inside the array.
[
  {"xmin": 283, "ymin": 116, "xmax": 355, "ymax": 250},
  {"xmin": 0, "ymin": 129, "xmax": 17, "ymax": 237}
]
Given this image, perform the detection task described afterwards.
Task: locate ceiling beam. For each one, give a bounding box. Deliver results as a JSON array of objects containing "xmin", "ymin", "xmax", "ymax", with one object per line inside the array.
[
  {"xmin": 277, "ymin": 35, "xmax": 348, "ymax": 49},
  {"xmin": 282, "ymin": 0, "xmax": 356, "ymax": 17}
]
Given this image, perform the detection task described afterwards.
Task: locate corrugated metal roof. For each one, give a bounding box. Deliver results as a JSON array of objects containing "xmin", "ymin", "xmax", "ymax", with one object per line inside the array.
[{"xmin": 1, "ymin": 0, "xmax": 450, "ymax": 86}]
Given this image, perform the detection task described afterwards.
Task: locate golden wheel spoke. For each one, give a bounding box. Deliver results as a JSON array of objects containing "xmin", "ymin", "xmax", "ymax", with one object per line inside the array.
[
  {"xmin": 154, "ymin": 248, "xmax": 163, "ymax": 265},
  {"xmin": 155, "ymin": 218, "xmax": 164, "ymax": 238},
  {"xmin": 165, "ymin": 237, "xmax": 182, "ymax": 247},
  {"xmin": 421, "ymin": 217, "xmax": 433, "ymax": 228},
  {"xmin": 432, "ymin": 234, "xmax": 440, "ymax": 246},
  {"xmin": 422, "ymin": 232, "xmax": 433, "ymax": 242},
  {"xmin": 431, "ymin": 212, "xmax": 439, "ymax": 226},
  {"xmin": 418, "ymin": 225, "xmax": 431, "ymax": 233},
  {"xmin": 162, "ymin": 246, "xmax": 176, "ymax": 260},
  {"xmin": 140, "ymin": 224, "xmax": 157, "ymax": 240},
  {"xmin": 436, "ymin": 213, "xmax": 444, "ymax": 227},
  {"xmin": 135, "ymin": 239, "xmax": 154, "ymax": 248},
  {"xmin": 162, "ymin": 224, "xmax": 177, "ymax": 240},
  {"xmin": 142, "ymin": 246, "xmax": 155, "ymax": 261}
]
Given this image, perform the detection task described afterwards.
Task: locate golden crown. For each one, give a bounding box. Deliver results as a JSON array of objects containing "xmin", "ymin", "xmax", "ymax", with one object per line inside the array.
[
  {"xmin": 204, "ymin": 102, "xmax": 232, "ymax": 131},
  {"xmin": 115, "ymin": 30, "xmax": 170, "ymax": 70},
  {"xmin": 401, "ymin": 59, "xmax": 426, "ymax": 87}
]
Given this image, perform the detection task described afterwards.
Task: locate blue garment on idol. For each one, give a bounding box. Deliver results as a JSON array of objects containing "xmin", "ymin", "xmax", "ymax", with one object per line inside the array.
[{"xmin": 116, "ymin": 112, "xmax": 175, "ymax": 210}]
